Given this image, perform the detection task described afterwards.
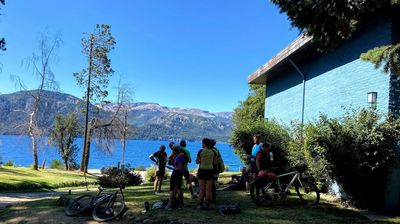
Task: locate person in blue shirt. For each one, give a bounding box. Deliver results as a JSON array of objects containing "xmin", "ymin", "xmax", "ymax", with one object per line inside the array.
[{"xmin": 250, "ymin": 134, "xmax": 262, "ymax": 179}]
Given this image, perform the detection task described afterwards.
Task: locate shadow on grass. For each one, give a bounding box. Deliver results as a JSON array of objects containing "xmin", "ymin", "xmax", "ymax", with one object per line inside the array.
[
  {"xmin": 1, "ymin": 182, "xmax": 399, "ymax": 224},
  {"xmin": 0, "ymin": 167, "xmax": 40, "ymax": 177}
]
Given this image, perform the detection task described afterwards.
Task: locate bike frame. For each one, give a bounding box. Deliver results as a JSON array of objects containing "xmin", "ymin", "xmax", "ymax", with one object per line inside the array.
[
  {"xmin": 93, "ymin": 187, "xmax": 124, "ymax": 206},
  {"xmin": 268, "ymin": 170, "xmax": 303, "ymax": 196}
]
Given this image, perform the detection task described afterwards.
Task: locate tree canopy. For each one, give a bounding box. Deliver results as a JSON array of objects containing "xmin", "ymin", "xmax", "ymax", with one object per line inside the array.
[{"xmin": 271, "ymin": 0, "xmax": 400, "ymax": 74}]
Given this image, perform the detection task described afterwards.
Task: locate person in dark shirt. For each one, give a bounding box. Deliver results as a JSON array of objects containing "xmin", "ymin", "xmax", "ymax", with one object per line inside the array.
[{"xmin": 149, "ymin": 145, "xmax": 167, "ymax": 194}]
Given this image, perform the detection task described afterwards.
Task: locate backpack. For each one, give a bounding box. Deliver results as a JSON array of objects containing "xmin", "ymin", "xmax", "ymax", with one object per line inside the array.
[{"xmin": 213, "ymin": 148, "xmax": 225, "ymax": 173}]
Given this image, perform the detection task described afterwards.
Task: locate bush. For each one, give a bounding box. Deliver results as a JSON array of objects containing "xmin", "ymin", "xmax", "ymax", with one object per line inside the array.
[
  {"xmin": 3, "ymin": 160, "xmax": 14, "ymax": 166},
  {"xmin": 99, "ymin": 165, "xmax": 143, "ymax": 188},
  {"xmin": 224, "ymin": 165, "xmax": 230, "ymax": 172},
  {"xmin": 230, "ymin": 119, "xmax": 291, "ymax": 172},
  {"xmin": 287, "ymin": 122, "xmax": 331, "ymax": 192},
  {"xmin": 134, "ymin": 166, "xmax": 146, "ymax": 171},
  {"xmin": 146, "ymin": 165, "xmax": 171, "ymax": 182},
  {"xmin": 301, "ymin": 109, "xmax": 399, "ymax": 211},
  {"xmin": 50, "ymin": 160, "xmax": 64, "ymax": 170}
]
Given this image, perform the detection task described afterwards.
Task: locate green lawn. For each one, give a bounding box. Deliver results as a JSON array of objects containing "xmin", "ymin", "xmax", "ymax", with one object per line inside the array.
[
  {"xmin": 1, "ymin": 171, "xmax": 399, "ymax": 223},
  {"xmin": 0, "ymin": 166, "xmax": 98, "ymax": 191}
]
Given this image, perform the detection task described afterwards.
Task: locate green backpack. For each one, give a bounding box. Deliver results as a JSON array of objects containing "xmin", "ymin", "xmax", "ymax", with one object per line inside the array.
[{"xmin": 213, "ymin": 148, "xmax": 225, "ymax": 173}]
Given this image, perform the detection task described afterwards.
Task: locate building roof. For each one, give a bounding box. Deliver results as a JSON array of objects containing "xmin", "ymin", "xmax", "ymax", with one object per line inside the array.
[{"xmin": 248, "ymin": 35, "xmax": 313, "ymax": 84}]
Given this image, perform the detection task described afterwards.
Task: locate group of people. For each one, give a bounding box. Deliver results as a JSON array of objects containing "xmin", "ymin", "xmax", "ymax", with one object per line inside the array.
[{"xmin": 149, "ymin": 138, "xmax": 223, "ymax": 210}]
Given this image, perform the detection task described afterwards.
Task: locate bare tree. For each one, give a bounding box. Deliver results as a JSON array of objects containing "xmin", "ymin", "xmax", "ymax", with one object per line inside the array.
[
  {"xmin": 12, "ymin": 31, "xmax": 62, "ymax": 170},
  {"xmin": 115, "ymin": 77, "xmax": 134, "ymax": 169}
]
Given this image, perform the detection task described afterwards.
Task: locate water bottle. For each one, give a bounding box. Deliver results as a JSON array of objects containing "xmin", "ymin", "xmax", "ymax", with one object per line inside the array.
[{"xmin": 269, "ymin": 152, "xmax": 274, "ymax": 162}]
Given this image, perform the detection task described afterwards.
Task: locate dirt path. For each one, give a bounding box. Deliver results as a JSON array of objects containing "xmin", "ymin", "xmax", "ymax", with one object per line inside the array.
[{"xmin": 0, "ymin": 191, "xmax": 64, "ymax": 209}]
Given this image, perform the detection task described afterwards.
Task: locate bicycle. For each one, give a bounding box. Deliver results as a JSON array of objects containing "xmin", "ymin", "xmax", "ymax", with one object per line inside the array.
[
  {"xmin": 250, "ymin": 164, "xmax": 320, "ymax": 206},
  {"xmin": 65, "ymin": 185, "xmax": 126, "ymax": 222}
]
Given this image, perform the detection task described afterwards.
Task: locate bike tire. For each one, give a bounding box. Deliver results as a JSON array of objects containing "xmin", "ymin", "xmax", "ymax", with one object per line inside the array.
[
  {"xmin": 295, "ymin": 178, "xmax": 320, "ymax": 206},
  {"xmin": 250, "ymin": 178, "xmax": 278, "ymax": 206},
  {"xmin": 65, "ymin": 194, "xmax": 93, "ymax": 216},
  {"xmin": 92, "ymin": 195, "xmax": 126, "ymax": 222}
]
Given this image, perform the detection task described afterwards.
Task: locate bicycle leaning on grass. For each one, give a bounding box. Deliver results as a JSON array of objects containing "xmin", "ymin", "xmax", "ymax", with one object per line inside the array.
[
  {"xmin": 65, "ymin": 184, "xmax": 126, "ymax": 222},
  {"xmin": 250, "ymin": 164, "xmax": 320, "ymax": 206}
]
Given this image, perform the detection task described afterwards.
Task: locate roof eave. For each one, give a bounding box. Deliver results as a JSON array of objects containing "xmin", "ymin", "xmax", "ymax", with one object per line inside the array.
[{"xmin": 248, "ymin": 35, "xmax": 313, "ymax": 85}]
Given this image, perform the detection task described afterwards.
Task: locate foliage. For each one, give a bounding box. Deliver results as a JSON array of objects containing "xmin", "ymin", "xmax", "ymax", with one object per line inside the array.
[
  {"xmin": 73, "ymin": 24, "xmax": 116, "ymax": 103},
  {"xmin": 49, "ymin": 159, "xmax": 64, "ymax": 170},
  {"xmin": 230, "ymin": 119, "xmax": 291, "ymax": 172},
  {"xmin": 99, "ymin": 165, "xmax": 143, "ymax": 188},
  {"xmin": 287, "ymin": 122, "xmax": 330, "ymax": 192},
  {"xmin": 361, "ymin": 44, "xmax": 400, "ymax": 75},
  {"xmin": 134, "ymin": 166, "xmax": 146, "ymax": 171},
  {"xmin": 224, "ymin": 165, "xmax": 230, "ymax": 172},
  {"xmin": 146, "ymin": 165, "xmax": 157, "ymax": 182},
  {"xmin": 48, "ymin": 113, "xmax": 80, "ymax": 170},
  {"xmin": 3, "ymin": 160, "xmax": 14, "ymax": 166},
  {"xmin": 232, "ymin": 84, "xmax": 265, "ymax": 128},
  {"xmin": 270, "ymin": 0, "xmax": 400, "ymax": 75},
  {"xmin": 146, "ymin": 165, "xmax": 170, "ymax": 182},
  {"xmin": 299, "ymin": 109, "xmax": 399, "ymax": 210}
]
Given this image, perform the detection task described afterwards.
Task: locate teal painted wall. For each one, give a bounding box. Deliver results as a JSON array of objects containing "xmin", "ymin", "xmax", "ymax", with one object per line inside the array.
[{"xmin": 265, "ymin": 15, "xmax": 392, "ymax": 125}]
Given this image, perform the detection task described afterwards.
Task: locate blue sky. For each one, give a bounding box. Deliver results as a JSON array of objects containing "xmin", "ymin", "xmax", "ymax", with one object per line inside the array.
[{"xmin": 0, "ymin": 0, "xmax": 298, "ymax": 112}]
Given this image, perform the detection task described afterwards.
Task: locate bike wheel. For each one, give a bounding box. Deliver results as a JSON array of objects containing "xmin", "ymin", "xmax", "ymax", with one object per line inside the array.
[
  {"xmin": 295, "ymin": 178, "xmax": 320, "ymax": 205},
  {"xmin": 65, "ymin": 194, "xmax": 93, "ymax": 216},
  {"xmin": 250, "ymin": 178, "xmax": 278, "ymax": 206},
  {"xmin": 92, "ymin": 195, "xmax": 126, "ymax": 222}
]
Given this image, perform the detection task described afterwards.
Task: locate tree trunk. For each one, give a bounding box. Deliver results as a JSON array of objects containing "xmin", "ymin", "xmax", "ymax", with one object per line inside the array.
[
  {"xmin": 29, "ymin": 111, "xmax": 38, "ymax": 170},
  {"xmin": 80, "ymin": 39, "xmax": 94, "ymax": 173},
  {"xmin": 64, "ymin": 157, "xmax": 69, "ymax": 171},
  {"xmin": 121, "ymin": 110, "xmax": 127, "ymax": 169},
  {"xmin": 84, "ymin": 128, "xmax": 93, "ymax": 173}
]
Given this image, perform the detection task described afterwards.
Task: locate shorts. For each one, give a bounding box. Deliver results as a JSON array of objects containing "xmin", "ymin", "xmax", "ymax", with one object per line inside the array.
[
  {"xmin": 156, "ymin": 169, "xmax": 165, "ymax": 177},
  {"xmin": 183, "ymin": 169, "xmax": 191, "ymax": 182},
  {"xmin": 170, "ymin": 172, "xmax": 183, "ymax": 191},
  {"xmin": 197, "ymin": 169, "xmax": 214, "ymax": 180},
  {"xmin": 250, "ymin": 160, "xmax": 258, "ymax": 174}
]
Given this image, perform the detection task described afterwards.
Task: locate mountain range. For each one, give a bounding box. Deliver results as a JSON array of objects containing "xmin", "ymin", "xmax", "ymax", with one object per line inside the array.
[{"xmin": 0, "ymin": 90, "xmax": 233, "ymax": 141}]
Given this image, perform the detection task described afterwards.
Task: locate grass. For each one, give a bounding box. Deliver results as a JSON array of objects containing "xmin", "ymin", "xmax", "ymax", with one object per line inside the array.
[
  {"xmin": 1, "ymin": 171, "xmax": 399, "ymax": 223},
  {"xmin": 0, "ymin": 166, "xmax": 98, "ymax": 192}
]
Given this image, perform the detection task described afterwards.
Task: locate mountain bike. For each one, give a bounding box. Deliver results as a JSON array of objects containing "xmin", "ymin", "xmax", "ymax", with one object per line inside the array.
[
  {"xmin": 250, "ymin": 164, "xmax": 320, "ymax": 206},
  {"xmin": 65, "ymin": 185, "xmax": 126, "ymax": 222}
]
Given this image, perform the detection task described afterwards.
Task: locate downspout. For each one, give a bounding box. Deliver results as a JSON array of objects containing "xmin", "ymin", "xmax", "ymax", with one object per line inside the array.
[{"xmin": 288, "ymin": 58, "xmax": 306, "ymax": 126}]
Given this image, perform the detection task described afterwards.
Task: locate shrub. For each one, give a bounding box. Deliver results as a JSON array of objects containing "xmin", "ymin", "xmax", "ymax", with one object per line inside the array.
[
  {"xmin": 287, "ymin": 122, "xmax": 331, "ymax": 192},
  {"xmin": 230, "ymin": 119, "xmax": 291, "ymax": 173},
  {"xmin": 3, "ymin": 160, "xmax": 14, "ymax": 166},
  {"xmin": 146, "ymin": 165, "xmax": 171, "ymax": 182},
  {"xmin": 134, "ymin": 166, "xmax": 146, "ymax": 171},
  {"xmin": 50, "ymin": 160, "xmax": 64, "ymax": 170},
  {"xmin": 302, "ymin": 109, "xmax": 399, "ymax": 211},
  {"xmin": 224, "ymin": 165, "xmax": 230, "ymax": 172},
  {"xmin": 99, "ymin": 165, "xmax": 143, "ymax": 188}
]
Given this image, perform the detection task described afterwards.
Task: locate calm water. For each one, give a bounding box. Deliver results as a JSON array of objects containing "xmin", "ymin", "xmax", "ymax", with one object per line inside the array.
[{"xmin": 0, "ymin": 135, "xmax": 243, "ymax": 171}]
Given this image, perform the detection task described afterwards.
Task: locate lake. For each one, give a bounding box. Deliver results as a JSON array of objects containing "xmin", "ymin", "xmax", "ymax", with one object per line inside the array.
[{"xmin": 0, "ymin": 135, "xmax": 244, "ymax": 171}]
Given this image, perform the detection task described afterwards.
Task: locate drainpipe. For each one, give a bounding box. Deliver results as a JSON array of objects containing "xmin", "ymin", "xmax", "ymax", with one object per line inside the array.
[{"xmin": 288, "ymin": 58, "xmax": 306, "ymax": 126}]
